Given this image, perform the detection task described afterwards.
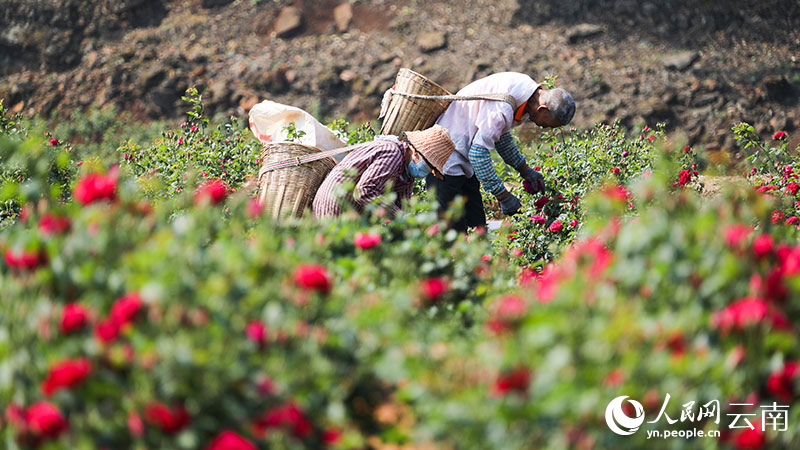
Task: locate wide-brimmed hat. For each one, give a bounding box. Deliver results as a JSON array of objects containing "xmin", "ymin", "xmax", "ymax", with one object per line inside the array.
[{"xmin": 402, "ymin": 125, "xmax": 455, "ymax": 173}]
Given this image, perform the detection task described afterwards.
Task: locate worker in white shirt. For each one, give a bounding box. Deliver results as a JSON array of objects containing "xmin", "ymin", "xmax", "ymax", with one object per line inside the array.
[{"xmin": 430, "ymin": 72, "xmax": 575, "ymax": 231}]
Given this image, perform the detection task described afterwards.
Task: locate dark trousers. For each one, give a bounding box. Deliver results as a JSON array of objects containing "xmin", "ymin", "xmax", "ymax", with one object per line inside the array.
[{"xmin": 426, "ymin": 173, "xmax": 486, "ymax": 232}]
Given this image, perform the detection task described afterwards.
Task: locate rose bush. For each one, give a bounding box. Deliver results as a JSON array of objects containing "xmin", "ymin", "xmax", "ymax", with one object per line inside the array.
[
  {"xmin": 0, "ymin": 128, "xmax": 512, "ymax": 449},
  {"xmin": 4, "ymin": 94, "xmax": 800, "ymax": 449},
  {"xmin": 495, "ymin": 122, "xmax": 660, "ymax": 266}
]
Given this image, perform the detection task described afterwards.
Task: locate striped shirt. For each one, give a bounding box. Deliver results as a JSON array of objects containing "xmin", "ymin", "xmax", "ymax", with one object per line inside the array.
[{"xmin": 312, "ymin": 139, "xmax": 413, "ymax": 218}]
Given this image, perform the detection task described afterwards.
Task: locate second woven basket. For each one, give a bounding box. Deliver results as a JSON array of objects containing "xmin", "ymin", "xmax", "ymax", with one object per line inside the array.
[{"xmin": 257, "ymin": 142, "xmax": 337, "ymax": 220}]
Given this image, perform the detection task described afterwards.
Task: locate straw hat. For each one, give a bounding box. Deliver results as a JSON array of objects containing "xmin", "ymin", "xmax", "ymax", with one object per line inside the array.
[{"xmin": 402, "ymin": 125, "xmax": 455, "ymax": 173}]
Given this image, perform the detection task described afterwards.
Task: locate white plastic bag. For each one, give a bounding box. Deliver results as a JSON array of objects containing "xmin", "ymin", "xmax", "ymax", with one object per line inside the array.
[{"xmin": 248, "ymin": 100, "xmax": 346, "ymax": 160}]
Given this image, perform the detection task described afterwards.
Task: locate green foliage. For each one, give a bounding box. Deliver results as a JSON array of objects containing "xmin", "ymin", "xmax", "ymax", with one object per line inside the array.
[
  {"xmin": 5, "ymin": 90, "xmax": 800, "ymax": 450},
  {"xmin": 327, "ymin": 119, "xmax": 376, "ymax": 145},
  {"xmin": 282, "ymin": 122, "xmax": 307, "ymax": 142},
  {"xmin": 48, "ymin": 106, "xmax": 167, "ymax": 161},
  {"xmin": 119, "ymin": 88, "xmax": 261, "ymax": 199},
  {"xmin": 734, "ymin": 124, "xmax": 800, "ymax": 224},
  {"xmin": 499, "ymin": 122, "xmax": 659, "ymax": 264}
]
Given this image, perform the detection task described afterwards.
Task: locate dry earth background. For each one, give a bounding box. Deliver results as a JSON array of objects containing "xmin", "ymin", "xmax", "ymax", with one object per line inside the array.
[{"xmin": 1, "ymin": 0, "xmax": 800, "ymax": 155}]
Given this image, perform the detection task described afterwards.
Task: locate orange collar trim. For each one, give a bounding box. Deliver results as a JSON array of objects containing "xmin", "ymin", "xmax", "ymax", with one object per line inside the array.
[{"xmin": 514, "ymin": 100, "xmax": 529, "ymax": 122}]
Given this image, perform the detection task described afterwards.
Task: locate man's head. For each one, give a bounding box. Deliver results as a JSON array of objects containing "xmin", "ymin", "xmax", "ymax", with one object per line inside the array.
[{"xmin": 526, "ymin": 87, "xmax": 576, "ymax": 128}]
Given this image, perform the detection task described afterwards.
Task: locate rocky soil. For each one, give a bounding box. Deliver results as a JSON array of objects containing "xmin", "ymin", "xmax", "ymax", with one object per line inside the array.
[{"xmin": 2, "ymin": 0, "xmax": 799, "ymax": 153}]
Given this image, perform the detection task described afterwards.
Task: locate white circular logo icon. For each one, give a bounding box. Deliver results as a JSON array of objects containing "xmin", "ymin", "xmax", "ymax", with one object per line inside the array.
[{"xmin": 605, "ymin": 396, "xmax": 645, "ymax": 435}]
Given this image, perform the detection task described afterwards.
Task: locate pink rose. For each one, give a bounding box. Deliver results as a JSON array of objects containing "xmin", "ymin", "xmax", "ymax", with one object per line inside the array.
[
  {"xmin": 548, "ymin": 220, "xmax": 563, "ymax": 232},
  {"xmin": 246, "ymin": 320, "xmax": 268, "ymax": 346},
  {"xmin": 773, "ymin": 131, "xmax": 786, "ymax": 140},
  {"xmin": 353, "ymin": 232, "xmax": 381, "ymax": 249},
  {"xmin": 205, "ymin": 430, "xmax": 256, "ymax": 450}
]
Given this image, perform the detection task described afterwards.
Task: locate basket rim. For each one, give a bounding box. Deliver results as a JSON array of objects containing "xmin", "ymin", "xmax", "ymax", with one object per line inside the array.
[
  {"xmin": 398, "ymin": 68, "xmax": 451, "ymax": 96},
  {"xmin": 259, "ymin": 141, "xmax": 339, "ymax": 168}
]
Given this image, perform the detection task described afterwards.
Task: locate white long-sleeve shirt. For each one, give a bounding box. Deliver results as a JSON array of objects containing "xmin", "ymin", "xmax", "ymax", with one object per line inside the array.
[{"xmin": 435, "ymin": 72, "xmax": 539, "ymax": 178}]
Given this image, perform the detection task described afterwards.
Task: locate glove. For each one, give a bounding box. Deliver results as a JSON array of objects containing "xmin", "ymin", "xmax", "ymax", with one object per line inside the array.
[
  {"xmin": 520, "ymin": 167, "xmax": 545, "ymax": 194},
  {"xmin": 497, "ymin": 192, "xmax": 522, "ymax": 216}
]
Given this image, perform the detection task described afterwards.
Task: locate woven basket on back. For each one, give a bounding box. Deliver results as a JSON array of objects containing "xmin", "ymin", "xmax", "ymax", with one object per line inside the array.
[
  {"xmin": 379, "ymin": 69, "xmax": 452, "ymax": 136},
  {"xmin": 257, "ymin": 142, "xmax": 337, "ymax": 220}
]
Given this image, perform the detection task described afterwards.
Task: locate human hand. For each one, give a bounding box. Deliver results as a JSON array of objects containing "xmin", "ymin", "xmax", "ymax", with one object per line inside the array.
[
  {"xmin": 497, "ymin": 191, "xmax": 522, "ymax": 216},
  {"xmin": 520, "ymin": 167, "xmax": 545, "ymax": 194}
]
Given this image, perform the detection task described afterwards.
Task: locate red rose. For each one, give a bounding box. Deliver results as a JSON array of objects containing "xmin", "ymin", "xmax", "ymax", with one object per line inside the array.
[
  {"xmin": 666, "ymin": 332, "xmax": 687, "ymax": 357},
  {"xmin": 60, "ymin": 303, "xmax": 90, "ymax": 334},
  {"xmin": 725, "ymin": 224, "xmax": 751, "ymax": 248},
  {"xmin": 491, "ymin": 367, "xmax": 531, "ymax": 396},
  {"xmin": 353, "ymin": 232, "xmax": 381, "ymax": 249},
  {"xmin": 255, "ymin": 375, "xmax": 276, "ymax": 396},
  {"xmin": 38, "ymin": 214, "xmax": 71, "ymax": 235},
  {"xmin": 778, "ymin": 245, "xmax": 800, "ymax": 276},
  {"xmin": 533, "ymin": 196, "xmax": 549, "ymax": 209},
  {"xmin": 245, "ymin": 320, "xmax": 267, "ymax": 346},
  {"xmin": 95, "ymin": 318, "xmax": 120, "ymax": 343},
  {"xmin": 682, "ymin": 146, "xmax": 691, "ymax": 153},
  {"xmin": 4, "ymin": 249, "xmax": 46, "ymax": 271},
  {"xmin": 752, "ymin": 235, "xmax": 773, "ymax": 258},
  {"xmin": 604, "ymin": 368, "xmax": 625, "ymax": 387},
  {"xmin": 531, "ymin": 214, "xmax": 546, "ymax": 225},
  {"xmin": 487, "ymin": 295, "xmax": 527, "ymax": 335},
  {"xmin": 110, "ymin": 292, "xmax": 144, "ymax": 326},
  {"xmin": 771, "ymin": 210, "xmax": 786, "ymax": 224},
  {"xmin": 522, "ymin": 179, "xmax": 536, "ymax": 195},
  {"xmin": 536, "ymin": 265, "xmax": 560, "ymax": 303},
  {"xmin": 420, "ymin": 277, "xmax": 448, "ymax": 302},
  {"xmin": 786, "ymin": 216, "xmax": 800, "ymax": 226},
  {"xmin": 677, "ymin": 169, "xmax": 692, "ymax": 186},
  {"xmin": 74, "ymin": 173, "xmax": 117, "ymax": 205},
  {"xmin": 323, "ymin": 428, "xmax": 342, "ymax": 445},
  {"xmin": 647, "ymin": 135, "xmax": 655, "ymax": 142},
  {"xmin": 787, "ymin": 182, "xmax": 799, "ymax": 195},
  {"xmin": 252, "ymin": 402, "xmax": 313, "ymax": 439},
  {"xmin": 756, "ymin": 185, "xmax": 777, "ymax": 193},
  {"xmin": 205, "ymin": 430, "xmax": 257, "ymax": 450},
  {"xmin": 766, "ymin": 268, "xmax": 788, "ymax": 300},
  {"xmin": 569, "ymin": 219, "xmax": 579, "ymax": 227},
  {"xmin": 26, "ymin": 402, "xmax": 67, "ymax": 439},
  {"xmin": 733, "ymin": 420, "xmax": 765, "ymax": 449},
  {"xmin": 41, "ymin": 358, "xmax": 92, "ymax": 396},
  {"xmin": 548, "ymin": 220, "xmax": 563, "ymax": 232},
  {"xmin": 611, "ymin": 167, "xmax": 620, "ymax": 174},
  {"xmin": 144, "ymin": 402, "xmax": 191, "ymax": 434},
  {"xmin": 194, "ymin": 179, "xmax": 228, "ymax": 205},
  {"xmin": 293, "ymin": 264, "xmax": 332, "ymax": 294},
  {"xmin": 773, "ymin": 131, "xmax": 786, "ymax": 140},
  {"xmin": 767, "ymin": 361, "xmax": 799, "ymax": 403},
  {"xmin": 49, "ymin": 138, "xmax": 59, "ymax": 146}
]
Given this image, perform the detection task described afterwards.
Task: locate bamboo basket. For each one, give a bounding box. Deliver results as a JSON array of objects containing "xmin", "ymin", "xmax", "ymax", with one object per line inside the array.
[
  {"xmin": 379, "ymin": 69, "xmax": 452, "ymax": 136},
  {"xmin": 257, "ymin": 142, "xmax": 337, "ymax": 220}
]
